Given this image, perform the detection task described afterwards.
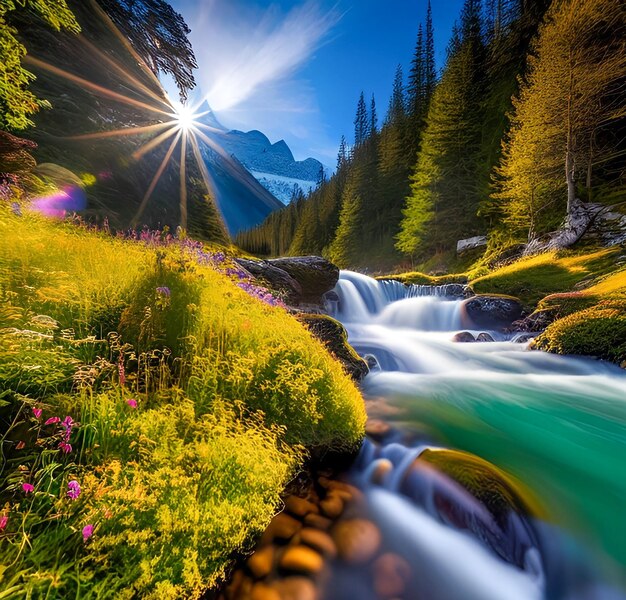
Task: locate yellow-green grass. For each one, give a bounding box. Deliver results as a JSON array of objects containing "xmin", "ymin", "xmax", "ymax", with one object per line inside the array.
[
  {"xmin": 469, "ymin": 248, "xmax": 622, "ymax": 309},
  {"xmin": 0, "ymin": 206, "xmax": 365, "ymax": 598},
  {"xmin": 375, "ymin": 271, "xmax": 468, "ymax": 285}
]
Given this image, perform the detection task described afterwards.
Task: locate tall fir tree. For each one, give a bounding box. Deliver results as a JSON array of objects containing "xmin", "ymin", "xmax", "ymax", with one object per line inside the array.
[
  {"xmin": 370, "ymin": 94, "xmax": 378, "ymax": 135},
  {"xmin": 425, "ymin": 0, "xmax": 437, "ymax": 99},
  {"xmin": 354, "ymin": 92, "xmax": 369, "ymax": 146}
]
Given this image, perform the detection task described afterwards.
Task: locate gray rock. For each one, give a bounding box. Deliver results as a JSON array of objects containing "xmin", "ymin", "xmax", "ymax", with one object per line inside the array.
[
  {"xmin": 462, "ymin": 295, "xmax": 524, "ymax": 330},
  {"xmin": 509, "ymin": 309, "xmax": 555, "ymax": 333},
  {"xmin": 452, "ymin": 331, "xmax": 476, "ymax": 343},
  {"xmin": 476, "ymin": 332, "xmax": 495, "ymax": 342},
  {"xmin": 234, "ymin": 258, "xmax": 302, "ymax": 304},
  {"xmin": 268, "ymin": 256, "xmax": 340, "ymax": 305},
  {"xmin": 457, "ymin": 235, "xmax": 487, "ymax": 255}
]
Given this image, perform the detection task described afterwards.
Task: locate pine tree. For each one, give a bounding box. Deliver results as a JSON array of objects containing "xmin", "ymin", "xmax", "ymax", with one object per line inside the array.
[
  {"xmin": 354, "ymin": 92, "xmax": 369, "ymax": 146},
  {"xmin": 370, "ymin": 95, "xmax": 378, "ymax": 135},
  {"xmin": 337, "ymin": 135, "xmax": 348, "ymax": 170},
  {"xmin": 408, "ymin": 25, "xmax": 425, "ymax": 119},
  {"xmin": 425, "ymin": 0, "xmax": 437, "ymax": 99},
  {"xmin": 388, "ymin": 65, "xmax": 406, "ymax": 123}
]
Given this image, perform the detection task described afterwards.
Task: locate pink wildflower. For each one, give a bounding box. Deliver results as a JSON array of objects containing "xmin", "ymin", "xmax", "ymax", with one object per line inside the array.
[
  {"xmin": 45, "ymin": 416, "xmax": 60, "ymax": 425},
  {"xmin": 126, "ymin": 398, "xmax": 138, "ymax": 408},
  {"xmin": 22, "ymin": 483, "xmax": 34, "ymax": 494},
  {"xmin": 32, "ymin": 407, "xmax": 42, "ymax": 419},
  {"xmin": 58, "ymin": 442, "xmax": 72, "ymax": 454},
  {"xmin": 82, "ymin": 524, "xmax": 94, "ymax": 541},
  {"xmin": 0, "ymin": 515, "xmax": 7, "ymax": 531},
  {"xmin": 67, "ymin": 480, "xmax": 81, "ymax": 500}
]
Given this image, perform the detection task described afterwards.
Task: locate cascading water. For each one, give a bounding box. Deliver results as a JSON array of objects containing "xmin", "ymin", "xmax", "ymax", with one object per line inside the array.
[{"xmin": 325, "ymin": 270, "xmax": 626, "ymax": 600}]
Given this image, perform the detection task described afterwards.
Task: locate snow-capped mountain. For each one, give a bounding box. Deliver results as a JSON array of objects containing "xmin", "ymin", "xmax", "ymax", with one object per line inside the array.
[{"xmin": 216, "ymin": 129, "xmax": 325, "ymax": 205}]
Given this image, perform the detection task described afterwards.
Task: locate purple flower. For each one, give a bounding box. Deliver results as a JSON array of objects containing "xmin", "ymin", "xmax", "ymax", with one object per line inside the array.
[
  {"xmin": 82, "ymin": 524, "xmax": 94, "ymax": 541},
  {"xmin": 22, "ymin": 483, "xmax": 34, "ymax": 494},
  {"xmin": 45, "ymin": 416, "xmax": 61, "ymax": 425},
  {"xmin": 67, "ymin": 480, "xmax": 81, "ymax": 500},
  {"xmin": 156, "ymin": 286, "xmax": 171, "ymax": 297},
  {"xmin": 0, "ymin": 515, "xmax": 7, "ymax": 531},
  {"xmin": 58, "ymin": 442, "xmax": 72, "ymax": 454},
  {"xmin": 61, "ymin": 416, "xmax": 74, "ymax": 442},
  {"xmin": 126, "ymin": 398, "xmax": 138, "ymax": 408},
  {"xmin": 32, "ymin": 407, "xmax": 42, "ymax": 419}
]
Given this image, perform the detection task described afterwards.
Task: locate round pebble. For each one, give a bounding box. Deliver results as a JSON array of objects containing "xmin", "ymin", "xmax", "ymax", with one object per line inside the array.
[
  {"xmin": 280, "ymin": 545, "xmax": 324, "ymax": 574},
  {"xmin": 332, "ymin": 519, "xmax": 382, "ymax": 564}
]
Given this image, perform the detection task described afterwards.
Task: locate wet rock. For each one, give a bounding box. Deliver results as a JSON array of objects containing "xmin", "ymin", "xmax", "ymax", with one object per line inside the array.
[
  {"xmin": 370, "ymin": 458, "xmax": 394, "ymax": 485},
  {"xmin": 476, "ymin": 332, "xmax": 495, "ymax": 342},
  {"xmin": 363, "ymin": 354, "xmax": 380, "ymax": 371},
  {"xmin": 509, "ymin": 308, "xmax": 555, "ymax": 333},
  {"xmin": 274, "ymin": 577, "xmax": 319, "ymax": 600},
  {"xmin": 332, "ymin": 519, "xmax": 382, "ymax": 564},
  {"xmin": 452, "ymin": 331, "xmax": 476, "ymax": 343},
  {"xmin": 280, "ymin": 545, "xmax": 324, "ymax": 574},
  {"xmin": 268, "ymin": 256, "xmax": 339, "ymax": 305},
  {"xmin": 365, "ymin": 418, "xmax": 391, "ymax": 441},
  {"xmin": 247, "ymin": 545, "xmax": 275, "ymax": 579},
  {"xmin": 319, "ymin": 492, "xmax": 344, "ymax": 519},
  {"xmin": 373, "ymin": 553, "xmax": 412, "ymax": 598},
  {"xmin": 262, "ymin": 513, "xmax": 302, "ymax": 544},
  {"xmin": 462, "ymin": 295, "xmax": 524, "ymax": 330},
  {"xmin": 296, "ymin": 314, "xmax": 369, "ymax": 381},
  {"xmin": 304, "ymin": 513, "xmax": 333, "ymax": 531},
  {"xmin": 512, "ymin": 333, "xmax": 535, "ymax": 344},
  {"xmin": 285, "ymin": 496, "xmax": 319, "ymax": 518},
  {"xmin": 300, "ymin": 528, "xmax": 337, "ymax": 558},
  {"xmin": 234, "ymin": 258, "xmax": 302, "ymax": 304},
  {"xmin": 251, "ymin": 583, "xmax": 282, "ymax": 600}
]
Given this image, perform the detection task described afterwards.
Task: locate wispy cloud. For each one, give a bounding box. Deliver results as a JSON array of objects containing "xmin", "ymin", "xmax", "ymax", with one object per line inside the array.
[{"xmin": 190, "ymin": 1, "xmax": 339, "ymax": 112}]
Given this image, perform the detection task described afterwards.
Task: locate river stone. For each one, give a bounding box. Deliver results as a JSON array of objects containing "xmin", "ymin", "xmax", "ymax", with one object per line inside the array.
[
  {"xmin": 304, "ymin": 513, "xmax": 333, "ymax": 530},
  {"xmin": 365, "ymin": 418, "xmax": 391, "ymax": 440},
  {"xmin": 300, "ymin": 528, "xmax": 337, "ymax": 558},
  {"xmin": 319, "ymin": 492, "xmax": 344, "ymax": 519},
  {"xmin": 452, "ymin": 331, "xmax": 476, "ymax": 343},
  {"xmin": 247, "ymin": 545, "xmax": 275, "ymax": 579},
  {"xmin": 296, "ymin": 314, "xmax": 369, "ymax": 381},
  {"xmin": 273, "ymin": 577, "xmax": 319, "ymax": 600},
  {"xmin": 373, "ymin": 553, "xmax": 412, "ymax": 598},
  {"xmin": 476, "ymin": 332, "xmax": 495, "ymax": 342},
  {"xmin": 332, "ymin": 519, "xmax": 382, "ymax": 564},
  {"xmin": 462, "ymin": 295, "xmax": 524, "ymax": 329},
  {"xmin": 509, "ymin": 308, "xmax": 555, "ymax": 333},
  {"xmin": 370, "ymin": 458, "xmax": 394, "ymax": 485},
  {"xmin": 268, "ymin": 256, "xmax": 339, "ymax": 304},
  {"xmin": 285, "ymin": 495, "xmax": 319, "ymax": 518},
  {"xmin": 251, "ymin": 583, "xmax": 282, "ymax": 600},
  {"xmin": 234, "ymin": 258, "xmax": 302, "ymax": 304},
  {"xmin": 280, "ymin": 545, "xmax": 324, "ymax": 574},
  {"xmin": 262, "ymin": 513, "xmax": 302, "ymax": 544}
]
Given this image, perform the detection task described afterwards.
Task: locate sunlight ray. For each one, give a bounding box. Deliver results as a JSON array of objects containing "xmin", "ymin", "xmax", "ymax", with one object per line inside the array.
[
  {"xmin": 131, "ymin": 126, "xmax": 180, "ymax": 161},
  {"xmin": 65, "ymin": 122, "xmax": 170, "ymax": 141},
  {"xmin": 189, "ymin": 134, "xmax": 225, "ymax": 225},
  {"xmin": 179, "ymin": 129, "xmax": 188, "ymax": 230}
]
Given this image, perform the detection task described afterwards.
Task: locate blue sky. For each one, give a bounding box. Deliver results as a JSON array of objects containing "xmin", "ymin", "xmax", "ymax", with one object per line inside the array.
[{"xmin": 170, "ymin": 0, "xmax": 463, "ymax": 166}]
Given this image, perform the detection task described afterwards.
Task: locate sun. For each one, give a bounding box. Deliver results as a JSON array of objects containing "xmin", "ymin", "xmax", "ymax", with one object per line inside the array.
[{"xmin": 172, "ymin": 103, "xmax": 197, "ymax": 132}]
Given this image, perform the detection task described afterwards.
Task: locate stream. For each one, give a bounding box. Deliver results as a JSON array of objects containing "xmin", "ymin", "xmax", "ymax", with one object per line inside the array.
[{"xmin": 324, "ymin": 270, "xmax": 626, "ymax": 600}]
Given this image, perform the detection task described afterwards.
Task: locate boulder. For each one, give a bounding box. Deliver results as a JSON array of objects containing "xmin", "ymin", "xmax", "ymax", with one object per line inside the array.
[
  {"xmin": 462, "ymin": 295, "xmax": 524, "ymax": 330},
  {"xmin": 373, "ymin": 553, "xmax": 412, "ymax": 598},
  {"xmin": 268, "ymin": 256, "xmax": 339, "ymax": 305},
  {"xmin": 332, "ymin": 519, "xmax": 381, "ymax": 564},
  {"xmin": 476, "ymin": 332, "xmax": 495, "ymax": 342},
  {"xmin": 509, "ymin": 308, "xmax": 555, "ymax": 333},
  {"xmin": 279, "ymin": 546, "xmax": 324, "ymax": 574},
  {"xmin": 234, "ymin": 258, "xmax": 302, "ymax": 304},
  {"xmin": 296, "ymin": 314, "xmax": 369, "ymax": 381},
  {"xmin": 452, "ymin": 331, "xmax": 476, "ymax": 343},
  {"xmin": 456, "ymin": 235, "xmax": 487, "ymax": 255}
]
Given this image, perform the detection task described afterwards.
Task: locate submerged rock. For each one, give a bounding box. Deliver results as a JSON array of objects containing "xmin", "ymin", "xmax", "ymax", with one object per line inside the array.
[
  {"xmin": 462, "ymin": 295, "xmax": 524, "ymax": 330},
  {"xmin": 476, "ymin": 332, "xmax": 495, "ymax": 342},
  {"xmin": 452, "ymin": 331, "xmax": 476, "ymax": 343},
  {"xmin": 332, "ymin": 519, "xmax": 382, "ymax": 564},
  {"xmin": 296, "ymin": 314, "xmax": 369, "ymax": 381},
  {"xmin": 268, "ymin": 256, "xmax": 339, "ymax": 305}
]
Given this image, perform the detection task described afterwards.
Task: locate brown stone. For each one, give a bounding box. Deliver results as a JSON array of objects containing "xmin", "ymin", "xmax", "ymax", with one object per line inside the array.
[
  {"xmin": 247, "ymin": 545, "xmax": 275, "ymax": 579},
  {"xmin": 332, "ymin": 519, "xmax": 382, "ymax": 565},
  {"xmin": 261, "ymin": 513, "xmax": 302, "ymax": 544},
  {"xmin": 279, "ymin": 545, "xmax": 324, "ymax": 574},
  {"xmin": 365, "ymin": 418, "xmax": 391, "ymax": 439},
  {"xmin": 285, "ymin": 495, "xmax": 319, "ymax": 518},
  {"xmin": 224, "ymin": 569, "xmax": 244, "ymax": 600},
  {"xmin": 300, "ymin": 528, "xmax": 337, "ymax": 558},
  {"xmin": 273, "ymin": 577, "xmax": 318, "ymax": 600},
  {"xmin": 319, "ymin": 492, "xmax": 344, "ymax": 519},
  {"xmin": 370, "ymin": 458, "xmax": 394, "ymax": 485},
  {"xmin": 373, "ymin": 553, "xmax": 412, "ymax": 598},
  {"xmin": 304, "ymin": 513, "xmax": 333, "ymax": 530},
  {"xmin": 250, "ymin": 582, "xmax": 282, "ymax": 600}
]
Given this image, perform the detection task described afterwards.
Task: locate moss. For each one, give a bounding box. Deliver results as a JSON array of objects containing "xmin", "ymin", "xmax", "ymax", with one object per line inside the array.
[
  {"xmin": 533, "ymin": 301, "xmax": 626, "ymax": 364},
  {"xmin": 376, "ymin": 271, "xmax": 468, "ymax": 285}
]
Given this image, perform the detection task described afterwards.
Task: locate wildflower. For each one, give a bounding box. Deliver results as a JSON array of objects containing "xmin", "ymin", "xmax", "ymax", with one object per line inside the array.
[
  {"xmin": 0, "ymin": 515, "xmax": 7, "ymax": 531},
  {"xmin": 32, "ymin": 407, "xmax": 42, "ymax": 419},
  {"xmin": 67, "ymin": 480, "xmax": 81, "ymax": 500},
  {"xmin": 22, "ymin": 483, "xmax": 34, "ymax": 494},
  {"xmin": 15, "ymin": 441, "xmax": 25, "ymax": 450},
  {"xmin": 61, "ymin": 416, "xmax": 74, "ymax": 442},
  {"xmin": 156, "ymin": 286, "xmax": 171, "ymax": 297},
  {"xmin": 82, "ymin": 524, "xmax": 94, "ymax": 541},
  {"xmin": 126, "ymin": 398, "xmax": 138, "ymax": 408},
  {"xmin": 118, "ymin": 356, "xmax": 126, "ymax": 387},
  {"xmin": 58, "ymin": 442, "xmax": 72, "ymax": 454},
  {"xmin": 45, "ymin": 416, "xmax": 61, "ymax": 425}
]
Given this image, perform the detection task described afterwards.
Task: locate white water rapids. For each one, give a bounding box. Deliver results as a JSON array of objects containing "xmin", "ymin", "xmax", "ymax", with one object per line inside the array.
[{"xmin": 325, "ymin": 270, "xmax": 626, "ymax": 600}]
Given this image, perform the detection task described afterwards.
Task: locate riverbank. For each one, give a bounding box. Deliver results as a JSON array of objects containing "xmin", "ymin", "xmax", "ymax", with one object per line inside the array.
[{"xmin": 0, "ymin": 207, "xmax": 366, "ymax": 598}]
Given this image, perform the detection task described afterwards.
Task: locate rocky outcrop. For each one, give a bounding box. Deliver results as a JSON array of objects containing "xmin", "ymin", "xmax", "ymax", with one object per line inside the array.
[
  {"xmin": 269, "ymin": 256, "xmax": 340, "ymax": 306},
  {"xmin": 508, "ymin": 308, "xmax": 555, "ymax": 334},
  {"xmin": 462, "ymin": 295, "xmax": 524, "ymax": 330},
  {"xmin": 234, "ymin": 258, "xmax": 302, "ymax": 304},
  {"xmin": 297, "ymin": 314, "xmax": 369, "ymax": 381},
  {"xmin": 457, "ymin": 235, "xmax": 487, "ymax": 255}
]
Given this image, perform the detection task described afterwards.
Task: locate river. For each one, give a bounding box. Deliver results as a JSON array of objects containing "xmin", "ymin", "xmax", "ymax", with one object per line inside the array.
[{"xmin": 325, "ymin": 270, "xmax": 626, "ymax": 600}]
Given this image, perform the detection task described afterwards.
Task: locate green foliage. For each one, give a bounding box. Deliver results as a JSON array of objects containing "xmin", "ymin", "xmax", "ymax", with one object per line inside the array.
[
  {"xmin": 0, "ymin": 0, "xmax": 79, "ymax": 130},
  {"xmin": 533, "ymin": 301, "xmax": 626, "ymax": 364},
  {"xmin": 0, "ymin": 205, "xmax": 365, "ymax": 596}
]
